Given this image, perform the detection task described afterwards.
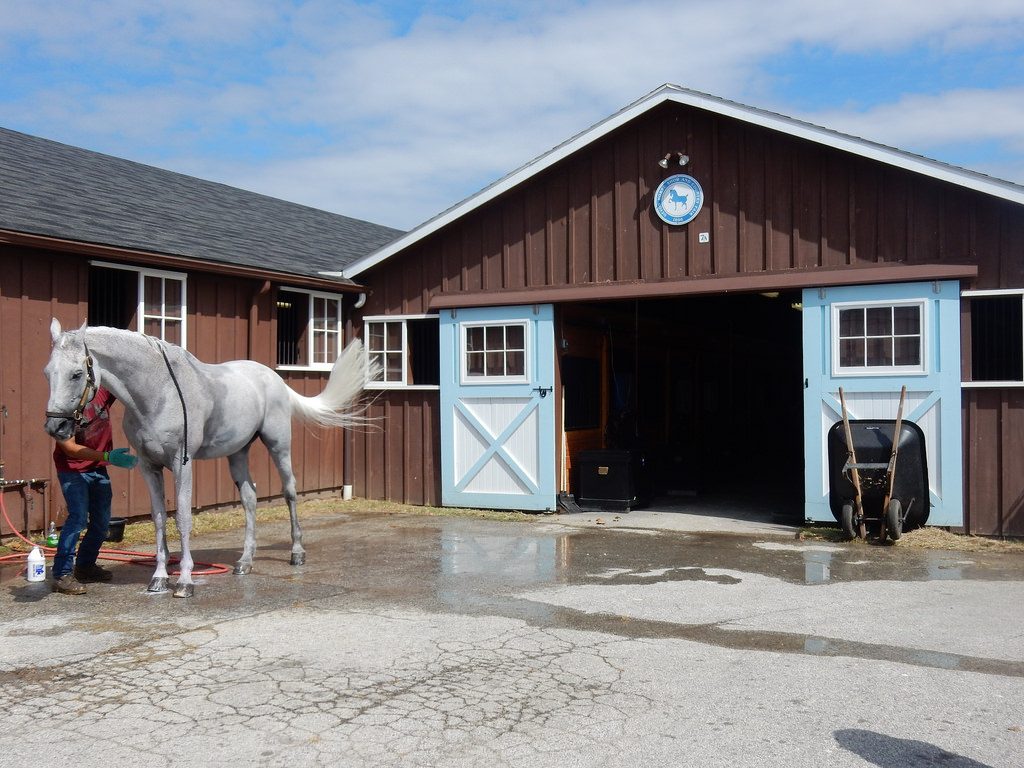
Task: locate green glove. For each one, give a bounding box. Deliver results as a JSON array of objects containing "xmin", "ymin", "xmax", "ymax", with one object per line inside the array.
[{"xmin": 104, "ymin": 447, "xmax": 138, "ymax": 469}]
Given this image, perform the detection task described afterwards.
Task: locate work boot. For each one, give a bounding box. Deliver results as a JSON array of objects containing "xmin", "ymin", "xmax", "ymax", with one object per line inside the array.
[
  {"xmin": 74, "ymin": 564, "xmax": 113, "ymax": 582},
  {"xmin": 53, "ymin": 574, "xmax": 87, "ymax": 595}
]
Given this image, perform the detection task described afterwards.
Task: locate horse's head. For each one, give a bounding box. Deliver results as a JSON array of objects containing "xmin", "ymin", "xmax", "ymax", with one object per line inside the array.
[{"xmin": 43, "ymin": 318, "xmax": 101, "ymax": 440}]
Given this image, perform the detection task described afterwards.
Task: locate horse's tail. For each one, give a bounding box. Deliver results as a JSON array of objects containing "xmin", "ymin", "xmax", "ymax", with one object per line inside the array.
[{"xmin": 287, "ymin": 339, "xmax": 379, "ymax": 428}]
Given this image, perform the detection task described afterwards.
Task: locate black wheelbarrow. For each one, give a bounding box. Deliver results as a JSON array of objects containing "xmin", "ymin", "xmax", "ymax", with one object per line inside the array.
[{"xmin": 827, "ymin": 386, "xmax": 929, "ymax": 542}]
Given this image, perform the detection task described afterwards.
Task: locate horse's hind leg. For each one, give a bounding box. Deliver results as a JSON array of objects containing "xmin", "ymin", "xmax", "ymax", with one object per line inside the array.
[
  {"xmin": 265, "ymin": 440, "xmax": 305, "ymax": 566},
  {"xmin": 228, "ymin": 449, "xmax": 258, "ymax": 575}
]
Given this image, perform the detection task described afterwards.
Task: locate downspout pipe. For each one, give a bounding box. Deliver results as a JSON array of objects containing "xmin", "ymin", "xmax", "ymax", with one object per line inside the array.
[{"xmin": 342, "ymin": 307, "xmax": 358, "ymax": 500}]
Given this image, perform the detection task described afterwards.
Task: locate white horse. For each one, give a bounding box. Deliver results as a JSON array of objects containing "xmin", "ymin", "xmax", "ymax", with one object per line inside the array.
[{"xmin": 43, "ymin": 319, "xmax": 373, "ymax": 598}]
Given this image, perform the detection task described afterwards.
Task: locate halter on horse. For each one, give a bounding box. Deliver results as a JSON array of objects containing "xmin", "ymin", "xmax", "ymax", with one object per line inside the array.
[{"xmin": 45, "ymin": 319, "xmax": 374, "ymax": 598}]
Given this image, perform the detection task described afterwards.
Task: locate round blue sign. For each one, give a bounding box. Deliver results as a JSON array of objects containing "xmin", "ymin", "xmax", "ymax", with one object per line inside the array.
[{"xmin": 654, "ymin": 174, "xmax": 704, "ymax": 226}]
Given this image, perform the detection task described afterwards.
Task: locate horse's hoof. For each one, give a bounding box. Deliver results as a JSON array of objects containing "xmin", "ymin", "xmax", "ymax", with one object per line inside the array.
[
  {"xmin": 147, "ymin": 577, "xmax": 169, "ymax": 593},
  {"xmin": 233, "ymin": 563, "xmax": 252, "ymax": 575},
  {"xmin": 172, "ymin": 582, "xmax": 195, "ymax": 598},
  {"xmin": 290, "ymin": 553, "xmax": 306, "ymax": 566}
]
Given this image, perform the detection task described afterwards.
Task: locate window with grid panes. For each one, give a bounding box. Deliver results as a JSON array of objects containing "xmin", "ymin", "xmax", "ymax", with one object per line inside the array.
[
  {"xmin": 88, "ymin": 262, "xmax": 187, "ymax": 348},
  {"xmin": 834, "ymin": 302, "xmax": 924, "ymax": 374},
  {"xmin": 464, "ymin": 323, "xmax": 526, "ymax": 380},
  {"xmin": 276, "ymin": 288, "xmax": 342, "ymax": 369},
  {"xmin": 364, "ymin": 316, "xmax": 440, "ymax": 388}
]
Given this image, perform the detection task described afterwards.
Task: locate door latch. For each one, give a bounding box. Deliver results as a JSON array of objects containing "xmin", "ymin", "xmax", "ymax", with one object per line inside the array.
[{"xmin": 533, "ymin": 386, "xmax": 552, "ymax": 398}]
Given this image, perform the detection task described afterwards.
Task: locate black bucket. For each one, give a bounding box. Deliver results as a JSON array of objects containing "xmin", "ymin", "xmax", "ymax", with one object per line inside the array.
[{"xmin": 105, "ymin": 517, "xmax": 126, "ymax": 543}]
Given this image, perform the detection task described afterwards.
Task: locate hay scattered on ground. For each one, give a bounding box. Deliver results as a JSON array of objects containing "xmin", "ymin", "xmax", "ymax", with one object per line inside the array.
[{"xmin": 798, "ymin": 523, "xmax": 1024, "ymax": 553}]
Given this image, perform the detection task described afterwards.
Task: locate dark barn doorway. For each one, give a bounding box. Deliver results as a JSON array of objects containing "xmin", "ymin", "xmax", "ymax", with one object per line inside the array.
[{"xmin": 559, "ymin": 291, "xmax": 805, "ymax": 522}]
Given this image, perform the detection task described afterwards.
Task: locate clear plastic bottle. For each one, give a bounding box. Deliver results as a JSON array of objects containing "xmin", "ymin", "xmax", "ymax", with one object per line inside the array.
[{"xmin": 46, "ymin": 522, "xmax": 59, "ymax": 548}]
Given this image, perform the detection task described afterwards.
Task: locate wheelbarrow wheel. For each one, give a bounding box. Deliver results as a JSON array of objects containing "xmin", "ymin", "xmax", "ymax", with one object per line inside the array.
[
  {"xmin": 841, "ymin": 502, "xmax": 856, "ymax": 540},
  {"xmin": 886, "ymin": 499, "xmax": 903, "ymax": 542}
]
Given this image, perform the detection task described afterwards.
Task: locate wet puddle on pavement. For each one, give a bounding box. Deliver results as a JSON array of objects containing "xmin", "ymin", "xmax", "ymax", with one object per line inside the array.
[{"xmin": 410, "ymin": 519, "xmax": 1024, "ymax": 677}]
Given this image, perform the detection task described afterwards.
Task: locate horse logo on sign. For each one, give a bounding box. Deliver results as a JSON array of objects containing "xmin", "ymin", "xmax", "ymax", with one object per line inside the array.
[{"xmin": 654, "ymin": 174, "xmax": 704, "ymax": 226}]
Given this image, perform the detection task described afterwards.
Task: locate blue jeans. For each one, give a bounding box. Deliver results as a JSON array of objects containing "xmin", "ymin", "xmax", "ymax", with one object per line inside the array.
[{"xmin": 54, "ymin": 469, "xmax": 112, "ymax": 578}]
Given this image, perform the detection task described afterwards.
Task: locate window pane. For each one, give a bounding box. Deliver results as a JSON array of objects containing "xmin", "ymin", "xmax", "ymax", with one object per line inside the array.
[
  {"xmin": 466, "ymin": 327, "xmax": 484, "ymax": 352},
  {"xmin": 386, "ymin": 322, "xmax": 402, "ymax": 351},
  {"xmin": 312, "ymin": 332, "xmax": 328, "ymax": 364},
  {"xmin": 311, "ymin": 297, "xmax": 326, "ymax": 330},
  {"xmin": 164, "ymin": 280, "xmax": 182, "ymax": 319},
  {"xmin": 485, "ymin": 351, "xmax": 504, "ymax": 376},
  {"xmin": 506, "ymin": 350, "xmax": 525, "ymax": 376},
  {"xmin": 385, "ymin": 352, "xmax": 403, "ymax": 381},
  {"xmin": 893, "ymin": 306, "xmax": 919, "ymax": 335},
  {"xmin": 368, "ymin": 323, "xmax": 385, "ymax": 352},
  {"xmin": 506, "ymin": 324, "xmax": 525, "ymax": 350},
  {"xmin": 865, "ymin": 307, "xmax": 891, "ymax": 336},
  {"xmin": 866, "ymin": 337, "xmax": 892, "ymax": 366},
  {"xmin": 839, "ymin": 309, "xmax": 863, "ymax": 337},
  {"xmin": 894, "ymin": 337, "xmax": 920, "ymax": 366},
  {"xmin": 144, "ymin": 276, "xmax": 162, "ymax": 315},
  {"xmin": 369, "ymin": 352, "xmax": 385, "ymax": 381},
  {"xmin": 839, "ymin": 338, "xmax": 864, "ymax": 367},
  {"xmin": 485, "ymin": 326, "xmax": 504, "ymax": 351},
  {"xmin": 162, "ymin": 320, "xmax": 182, "ymax": 346},
  {"xmin": 144, "ymin": 317, "xmax": 161, "ymax": 337},
  {"xmin": 466, "ymin": 351, "xmax": 484, "ymax": 376}
]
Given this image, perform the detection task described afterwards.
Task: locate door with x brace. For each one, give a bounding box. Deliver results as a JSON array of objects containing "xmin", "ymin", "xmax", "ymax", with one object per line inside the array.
[{"xmin": 440, "ymin": 304, "xmax": 556, "ymax": 511}]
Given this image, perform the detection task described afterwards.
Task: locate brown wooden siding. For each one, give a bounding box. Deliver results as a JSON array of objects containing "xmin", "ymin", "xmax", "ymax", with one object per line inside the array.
[
  {"xmin": 349, "ymin": 100, "xmax": 1024, "ymax": 536},
  {"xmin": 0, "ymin": 245, "xmax": 347, "ymax": 538}
]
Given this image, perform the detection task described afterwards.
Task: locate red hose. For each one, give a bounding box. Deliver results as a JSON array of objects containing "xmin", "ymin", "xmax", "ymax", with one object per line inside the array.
[{"xmin": 0, "ymin": 489, "xmax": 230, "ymax": 577}]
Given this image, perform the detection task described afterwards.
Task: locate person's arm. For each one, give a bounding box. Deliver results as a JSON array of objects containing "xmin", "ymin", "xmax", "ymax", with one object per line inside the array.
[
  {"xmin": 55, "ymin": 436, "xmax": 106, "ymax": 463},
  {"xmin": 55, "ymin": 438, "xmax": 138, "ymax": 468}
]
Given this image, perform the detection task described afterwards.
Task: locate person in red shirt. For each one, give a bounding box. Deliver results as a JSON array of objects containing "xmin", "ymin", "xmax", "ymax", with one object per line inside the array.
[{"xmin": 51, "ymin": 387, "xmax": 138, "ymax": 595}]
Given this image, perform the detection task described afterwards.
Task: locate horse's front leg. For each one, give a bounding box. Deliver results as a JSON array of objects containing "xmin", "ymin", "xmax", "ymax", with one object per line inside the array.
[
  {"xmin": 139, "ymin": 462, "xmax": 171, "ymax": 593},
  {"xmin": 172, "ymin": 463, "xmax": 196, "ymax": 598}
]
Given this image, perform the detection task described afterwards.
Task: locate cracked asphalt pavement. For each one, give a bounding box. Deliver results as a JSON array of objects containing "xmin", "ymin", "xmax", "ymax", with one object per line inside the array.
[{"xmin": 1, "ymin": 510, "xmax": 1022, "ymax": 767}]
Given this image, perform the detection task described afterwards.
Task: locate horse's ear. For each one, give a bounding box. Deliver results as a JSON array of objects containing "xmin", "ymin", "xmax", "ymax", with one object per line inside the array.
[
  {"xmin": 50, "ymin": 318, "xmax": 62, "ymax": 343},
  {"xmin": 78, "ymin": 320, "xmax": 88, "ymax": 333}
]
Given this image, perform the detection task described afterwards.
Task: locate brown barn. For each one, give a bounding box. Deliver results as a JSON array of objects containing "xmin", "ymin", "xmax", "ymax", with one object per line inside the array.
[
  {"xmin": 342, "ymin": 85, "xmax": 1024, "ymax": 537},
  {"xmin": 3, "ymin": 84, "xmax": 1023, "ymax": 540},
  {"xmin": 0, "ymin": 126, "xmax": 401, "ymax": 535}
]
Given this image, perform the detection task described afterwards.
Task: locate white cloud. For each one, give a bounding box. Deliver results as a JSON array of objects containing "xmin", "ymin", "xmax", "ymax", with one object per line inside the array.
[
  {"xmin": 803, "ymin": 88, "xmax": 1024, "ymax": 149},
  {"xmin": 2, "ymin": 0, "xmax": 1024, "ymax": 226}
]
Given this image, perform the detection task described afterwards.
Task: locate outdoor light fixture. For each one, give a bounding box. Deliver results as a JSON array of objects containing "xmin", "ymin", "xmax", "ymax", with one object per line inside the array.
[{"xmin": 658, "ymin": 151, "xmax": 690, "ymax": 168}]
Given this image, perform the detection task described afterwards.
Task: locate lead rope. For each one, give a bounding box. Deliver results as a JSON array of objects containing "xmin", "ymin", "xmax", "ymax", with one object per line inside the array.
[{"xmin": 156, "ymin": 341, "xmax": 190, "ymax": 465}]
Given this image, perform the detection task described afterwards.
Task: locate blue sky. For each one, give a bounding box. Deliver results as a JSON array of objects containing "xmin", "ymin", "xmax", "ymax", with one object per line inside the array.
[{"xmin": 1, "ymin": 0, "xmax": 1022, "ymax": 230}]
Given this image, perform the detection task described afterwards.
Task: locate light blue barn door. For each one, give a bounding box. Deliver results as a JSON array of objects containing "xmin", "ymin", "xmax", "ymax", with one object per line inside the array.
[
  {"xmin": 440, "ymin": 305, "xmax": 557, "ymax": 511},
  {"xmin": 802, "ymin": 281, "xmax": 963, "ymax": 526}
]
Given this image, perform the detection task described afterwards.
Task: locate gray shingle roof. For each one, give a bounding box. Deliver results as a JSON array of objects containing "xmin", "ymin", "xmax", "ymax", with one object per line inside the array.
[{"xmin": 0, "ymin": 126, "xmax": 403, "ymax": 283}]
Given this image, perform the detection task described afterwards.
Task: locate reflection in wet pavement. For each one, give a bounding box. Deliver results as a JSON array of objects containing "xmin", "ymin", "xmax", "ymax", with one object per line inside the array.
[{"xmin": 421, "ymin": 518, "xmax": 1024, "ymax": 677}]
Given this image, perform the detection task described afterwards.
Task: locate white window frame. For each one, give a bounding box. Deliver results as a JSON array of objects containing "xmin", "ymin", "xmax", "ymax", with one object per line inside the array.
[
  {"xmin": 831, "ymin": 298, "xmax": 927, "ymax": 377},
  {"xmin": 962, "ymin": 288, "xmax": 1024, "ymax": 389},
  {"xmin": 276, "ymin": 287, "xmax": 343, "ymax": 372},
  {"xmin": 459, "ymin": 320, "xmax": 530, "ymax": 385},
  {"xmin": 363, "ymin": 314, "xmax": 439, "ymax": 390},
  {"xmin": 89, "ymin": 260, "xmax": 188, "ymax": 350}
]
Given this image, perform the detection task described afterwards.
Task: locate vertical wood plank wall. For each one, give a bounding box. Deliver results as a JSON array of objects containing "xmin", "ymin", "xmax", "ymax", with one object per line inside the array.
[
  {"xmin": 352, "ymin": 101, "xmax": 1024, "ymax": 536},
  {"xmin": 0, "ymin": 247, "xmax": 346, "ymax": 535}
]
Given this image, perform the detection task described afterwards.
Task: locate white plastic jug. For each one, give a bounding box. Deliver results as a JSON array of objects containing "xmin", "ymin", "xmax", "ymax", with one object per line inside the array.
[{"xmin": 26, "ymin": 546, "xmax": 46, "ymax": 582}]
